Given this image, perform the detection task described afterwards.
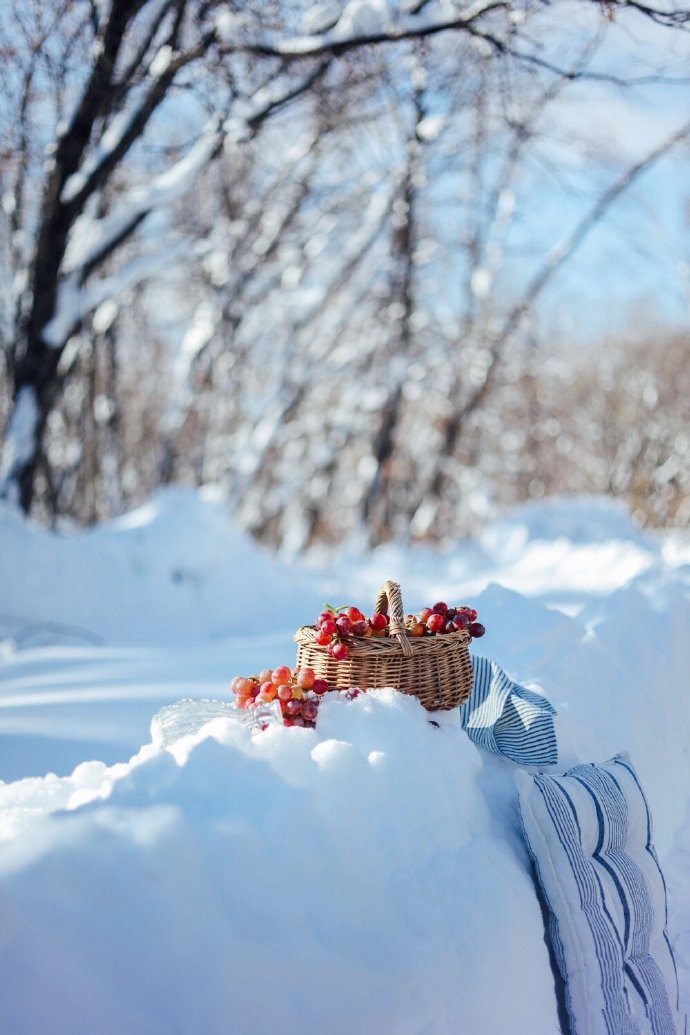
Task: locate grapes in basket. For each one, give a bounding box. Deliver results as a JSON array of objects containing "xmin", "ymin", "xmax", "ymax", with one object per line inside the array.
[
  {"xmin": 230, "ymin": 665, "xmax": 329, "ymax": 728},
  {"xmin": 313, "ymin": 601, "xmax": 485, "ymax": 661}
]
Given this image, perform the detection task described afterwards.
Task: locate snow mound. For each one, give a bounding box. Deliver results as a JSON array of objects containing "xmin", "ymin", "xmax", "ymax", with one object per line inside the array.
[
  {"xmin": 481, "ymin": 494, "xmax": 652, "ymax": 547},
  {"xmin": 0, "ymin": 691, "xmax": 557, "ymax": 1035},
  {"xmin": 1, "ymin": 488, "xmax": 689, "ymax": 1030},
  {"xmin": 0, "ymin": 486, "xmax": 323, "ymax": 647}
]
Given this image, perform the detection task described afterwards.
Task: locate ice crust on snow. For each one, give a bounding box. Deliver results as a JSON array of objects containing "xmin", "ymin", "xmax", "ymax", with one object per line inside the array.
[{"xmin": 0, "ymin": 489, "xmax": 688, "ymax": 1031}]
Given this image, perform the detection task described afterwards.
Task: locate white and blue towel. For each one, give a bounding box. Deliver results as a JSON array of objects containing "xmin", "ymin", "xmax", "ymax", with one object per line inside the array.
[
  {"xmin": 460, "ymin": 655, "xmax": 558, "ymax": 766},
  {"xmin": 517, "ymin": 755, "xmax": 684, "ymax": 1035}
]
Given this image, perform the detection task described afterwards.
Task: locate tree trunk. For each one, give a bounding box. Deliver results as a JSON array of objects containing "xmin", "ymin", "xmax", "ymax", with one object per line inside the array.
[{"xmin": 0, "ymin": 337, "xmax": 63, "ymax": 511}]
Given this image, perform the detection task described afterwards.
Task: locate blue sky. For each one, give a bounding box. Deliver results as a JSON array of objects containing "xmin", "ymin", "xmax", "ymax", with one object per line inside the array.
[{"xmin": 520, "ymin": 9, "xmax": 690, "ymax": 342}]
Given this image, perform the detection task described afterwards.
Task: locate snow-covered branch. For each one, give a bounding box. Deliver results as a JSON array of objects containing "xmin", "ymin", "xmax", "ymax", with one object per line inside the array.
[
  {"xmin": 240, "ymin": 0, "xmax": 511, "ymax": 58},
  {"xmin": 60, "ymin": 32, "xmax": 217, "ymax": 212}
]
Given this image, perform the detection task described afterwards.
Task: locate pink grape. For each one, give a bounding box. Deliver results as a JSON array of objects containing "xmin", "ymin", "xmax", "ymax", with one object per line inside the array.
[
  {"xmin": 272, "ymin": 665, "xmax": 292, "ymax": 685},
  {"xmin": 259, "ymin": 681, "xmax": 278, "ymax": 701},
  {"xmin": 232, "ymin": 676, "xmax": 254, "ymax": 697},
  {"xmin": 277, "ymin": 684, "xmax": 293, "ymax": 702},
  {"xmin": 285, "ymin": 699, "xmax": 302, "ymax": 716},
  {"xmin": 297, "ymin": 667, "xmax": 316, "ymax": 689}
]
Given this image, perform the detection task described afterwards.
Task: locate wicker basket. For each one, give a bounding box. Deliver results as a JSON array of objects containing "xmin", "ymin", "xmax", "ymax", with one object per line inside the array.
[{"xmin": 293, "ymin": 580, "xmax": 474, "ymax": 712}]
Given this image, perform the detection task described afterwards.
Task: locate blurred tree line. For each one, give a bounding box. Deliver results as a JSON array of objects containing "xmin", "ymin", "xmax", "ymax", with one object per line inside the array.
[{"xmin": 1, "ymin": 0, "xmax": 689, "ymax": 550}]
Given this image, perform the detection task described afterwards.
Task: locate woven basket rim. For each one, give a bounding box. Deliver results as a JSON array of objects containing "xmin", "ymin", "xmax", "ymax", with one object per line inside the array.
[{"xmin": 294, "ymin": 623, "xmax": 472, "ymax": 653}]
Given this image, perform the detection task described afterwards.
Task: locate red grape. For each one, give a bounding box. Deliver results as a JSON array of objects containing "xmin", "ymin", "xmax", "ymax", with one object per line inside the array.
[
  {"xmin": 426, "ymin": 613, "xmax": 445, "ymax": 633},
  {"xmin": 302, "ymin": 700, "xmax": 318, "ymax": 722},
  {"xmin": 335, "ymin": 615, "xmax": 352, "ymax": 636},
  {"xmin": 469, "ymin": 622, "xmax": 485, "ymax": 638},
  {"xmin": 369, "ymin": 613, "xmax": 388, "ymax": 632}
]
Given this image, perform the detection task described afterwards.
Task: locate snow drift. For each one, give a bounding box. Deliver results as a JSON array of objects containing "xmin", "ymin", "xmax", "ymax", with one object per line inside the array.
[{"xmin": 0, "ymin": 489, "xmax": 688, "ymax": 1033}]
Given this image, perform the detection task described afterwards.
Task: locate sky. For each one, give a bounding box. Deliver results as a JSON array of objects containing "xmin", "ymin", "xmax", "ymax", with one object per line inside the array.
[{"xmin": 521, "ymin": 7, "xmax": 690, "ymax": 341}]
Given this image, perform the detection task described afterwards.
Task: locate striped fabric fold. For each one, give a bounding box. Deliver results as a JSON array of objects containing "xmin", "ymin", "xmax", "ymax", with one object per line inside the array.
[
  {"xmin": 459, "ymin": 655, "xmax": 558, "ymax": 765},
  {"xmin": 516, "ymin": 755, "xmax": 683, "ymax": 1035}
]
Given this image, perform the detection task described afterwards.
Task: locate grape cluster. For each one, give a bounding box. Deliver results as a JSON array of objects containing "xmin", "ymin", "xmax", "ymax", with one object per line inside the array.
[
  {"xmin": 314, "ymin": 600, "xmax": 484, "ymax": 660},
  {"xmin": 404, "ymin": 602, "xmax": 485, "ymax": 639},
  {"xmin": 230, "ymin": 665, "xmax": 329, "ymax": 728},
  {"xmin": 314, "ymin": 605, "xmax": 390, "ymax": 662}
]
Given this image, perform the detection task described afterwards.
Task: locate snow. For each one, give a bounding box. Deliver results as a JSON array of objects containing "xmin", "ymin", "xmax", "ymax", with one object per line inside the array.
[
  {"xmin": 0, "ymin": 488, "xmax": 689, "ymax": 1032},
  {"xmin": 416, "ymin": 113, "xmax": 446, "ymax": 142},
  {"xmin": 331, "ymin": 0, "xmax": 395, "ymax": 40},
  {"xmin": 0, "ymin": 385, "xmax": 40, "ymax": 500},
  {"xmin": 259, "ymin": 0, "xmax": 505, "ymax": 55},
  {"xmin": 60, "ymin": 107, "xmax": 136, "ymax": 205}
]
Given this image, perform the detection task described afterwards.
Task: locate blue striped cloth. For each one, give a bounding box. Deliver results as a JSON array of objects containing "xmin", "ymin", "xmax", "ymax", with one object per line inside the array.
[
  {"xmin": 517, "ymin": 755, "xmax": 684, "ymax": 1035},
  {"xmin": 459, "ymin": 655, "xmax": 558, "ymax": 765}
]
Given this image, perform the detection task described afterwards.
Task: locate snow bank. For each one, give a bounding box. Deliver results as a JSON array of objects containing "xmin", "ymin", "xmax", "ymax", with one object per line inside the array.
[
  {"xmin": 1, "ymin": 489, "xmax": 689, "ymax": 1030},
  {"xmin": 0, "ymin": 692, "xmax": 558, "ymax": 1034},
  {"xmin": 0, "ymin": 486, "xmax": 323, "ymax": 647}
]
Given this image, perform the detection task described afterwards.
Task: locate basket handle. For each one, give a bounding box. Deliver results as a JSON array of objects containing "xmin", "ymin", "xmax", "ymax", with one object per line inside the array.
[{"xmin": 374, "ymin": 580, "xmax": 413, "ymax": 658}]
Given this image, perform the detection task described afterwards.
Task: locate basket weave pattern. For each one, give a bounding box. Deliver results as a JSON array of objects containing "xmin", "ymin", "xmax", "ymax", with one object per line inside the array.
[{"xmin": 294, "ymin": 580, "xmax": 474, "ymax": 712}]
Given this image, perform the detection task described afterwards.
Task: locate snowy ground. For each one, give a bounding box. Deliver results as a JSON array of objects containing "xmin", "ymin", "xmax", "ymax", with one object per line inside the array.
[{"xmin": 1, "ymin": 488, "xmax": 689, "ymax": 1033}]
